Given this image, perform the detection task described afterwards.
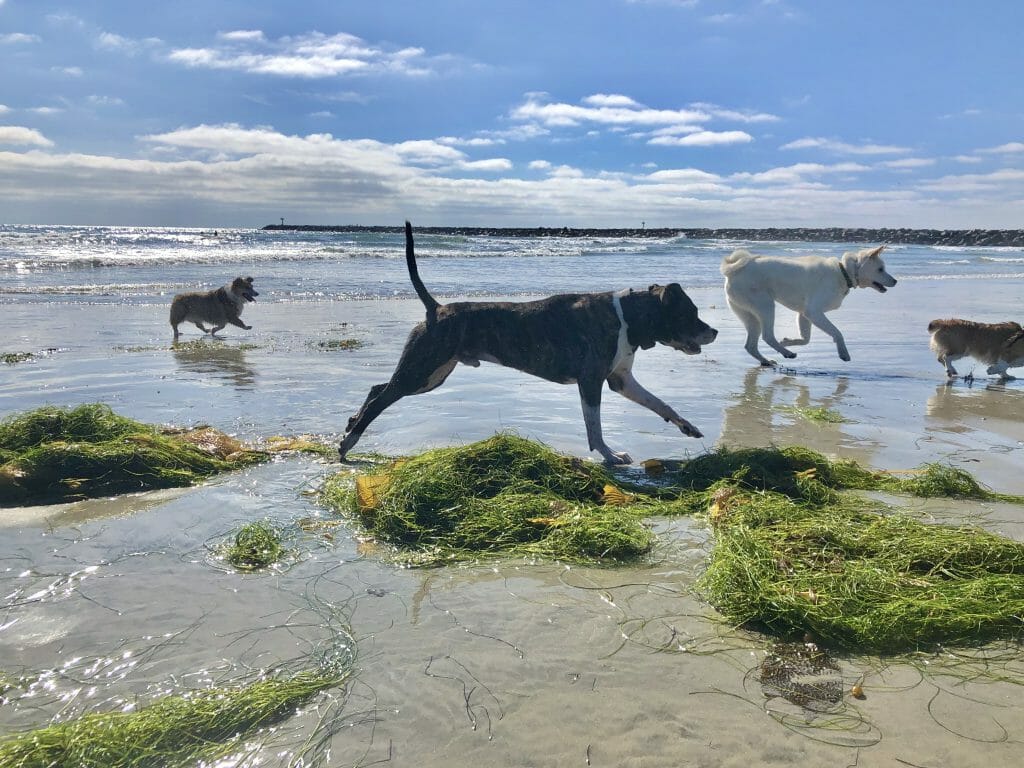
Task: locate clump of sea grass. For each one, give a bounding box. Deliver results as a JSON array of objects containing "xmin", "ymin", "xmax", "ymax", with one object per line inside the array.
[
  {"xmin": 699, "ymin": 484, "xmax": 1024, "ymax": 653},
  {"xmin": 222, "ymin": 520, "xmax": 285, "ymax": 570},
  {"xmin": 657, "ymin": 445, "xmax": 881, "ymax": 497},
  {"xmin": 313, "ymin": 338, "xmax": 364, "ymax": 351},
  {"xmin": 263, "ymin": 435, "xmax": 336, "ymax": 458},
  {"xmin": 0, "ymin": 667, "xmax": 349, "ymax": 768},
  {"xmin": 0, "ymin": 404, "xmax": 266, "ymax": 507},
  {"xmin": 889, "ymin": 462, "xmax": 1024, "ymax": 502},
  {"xmin": 2, "ymin": 352, "xmax": 34, "ymax": 365},
  {"xmin": 321, "ymin": 434, "xmax": 656, "ymax": 565},
  {"xmin": 658, "ymin": 445, "xmax": 1024, "ymax": 504}
]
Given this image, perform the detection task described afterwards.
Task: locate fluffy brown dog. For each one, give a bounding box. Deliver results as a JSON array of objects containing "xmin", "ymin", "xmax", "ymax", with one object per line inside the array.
[
  {"xmin": 928, "ymin": 318, "xmax": 1024, "ymax": 380},
  {"xmin": 170, "ymin": 276, "xmax": 258, "ymax": 341}
]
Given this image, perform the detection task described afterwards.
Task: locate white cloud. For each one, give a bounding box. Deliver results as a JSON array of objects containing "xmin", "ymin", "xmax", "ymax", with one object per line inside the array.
[
  {"xmin": 0, "ymin": 126, "xmax": 54, "ymax": 147},
  {"xmin": 917, "ymin": 168, "xmax": 1024, "ymax": 193},
  {"xmin": 880, "ymin": 158, "xmax": 935, "ymax": 169},
  {"xmin": 168, "ymin": 31, "xmax": 436, "ymax": 78},
  {"xmin": 29, "ymin": 107, "xmax": 63, "ymax": 115},
  {"xmin": 1, "ymin": 122, "xmax": 1020, "ymax": 228},
  {"xmin": 781, "ymin": 136, "xmax": 910, "ymax": 155},
  {"xmin": 582, "ymin": 94, "xmax": 642, "ymax": 108},
  {"xmin": 0, "ymin": 104, "xmax": 9, "ymax": 114},
  {"xmin": 732, "ymin": 162, "xmax": 868, "ymax": 184},
  {"xmin": 218, "ymin": 30, "xmax": 265, "ymax": 42},
  {"xmin": 690, "ymin": 102, "xmax": 781, "ymax": 123},
  {"xmin": 52, "ymin": 66, "xmax": 84, "ymax": 76},
  {"xmin": 1, "ymin": 33, "xmax": 41, "ymax": 44},
  {"xmin": 952, "ymin": 154, "xmax": 982, "ymax": 164},
  {"xmin": 649, "ymin": 130, "xmax": 752, "ymax": 147},
  {"xmin": 95, "ymin": 31, "xmax": 161, "ymax": 55},
  {"xmin": 460, "ymin": 158, "xmax": 513, "ymax": 172},
  {"xmin": 645, "ymin": 168, "xmax": 722, "ymax": 183},
  {"xmin": 512, "ymin": 94, "xmax": 709, "ymax": 128},
  {"xmin": 438, "ymin": 135, "xmax": 505, "ymax": 147},
  {"xmin": 980, "ymin": 142, "xmax": 1024, "ymax": 154}
]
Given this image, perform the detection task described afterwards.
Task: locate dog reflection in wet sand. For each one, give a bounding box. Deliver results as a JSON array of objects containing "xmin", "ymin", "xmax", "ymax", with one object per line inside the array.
[{"xmin": 170, "ymin": 276, "xmax": 258, "ymax": 341}]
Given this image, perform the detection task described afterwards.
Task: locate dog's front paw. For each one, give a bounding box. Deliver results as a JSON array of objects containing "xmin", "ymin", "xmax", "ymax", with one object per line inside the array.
[
  {"xmin": 839, "ymin": 351, "xmax": 851, "ymax": 362},
  {"xmin": 782, "ymin": 349, "xmax": 797, "ymax": 359},
  {"xmin": 602, "ymin": 450, "xmax": 633, "ymax": 466},
  {"xmin": 678, "ymin": 421, "xmax": 703, "ymax": 439},
  {"xmin": 243, "ymin": 324, "xmax": 252, "ymax": 330}
]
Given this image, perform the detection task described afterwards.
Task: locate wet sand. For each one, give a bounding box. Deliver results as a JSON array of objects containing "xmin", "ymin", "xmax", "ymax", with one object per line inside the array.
[{"xmin": 2, "ymin": 280, "xmax": 1024, "ymax": 766}]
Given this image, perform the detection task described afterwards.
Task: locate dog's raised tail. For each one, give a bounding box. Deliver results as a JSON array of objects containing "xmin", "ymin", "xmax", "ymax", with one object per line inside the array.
[
  {"xmin": 405, "ymin": 221, "xmax": 440, "ymax": 322},
  {"xmin": 720, "ymin": 248, "xmax": 754, "ymax": 277}
]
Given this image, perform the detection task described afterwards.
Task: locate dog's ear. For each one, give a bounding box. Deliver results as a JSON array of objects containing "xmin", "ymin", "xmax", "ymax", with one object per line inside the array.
[
  {"xmin": 866, "ymin": 246, "xmax": 885, "ymax": 258},
  {"xmin": 659, "ymin": 283, "xmax": 685, "ymax": 304}
]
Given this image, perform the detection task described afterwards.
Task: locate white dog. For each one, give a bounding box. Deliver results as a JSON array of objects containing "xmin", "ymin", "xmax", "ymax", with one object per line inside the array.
[{"xmin": 721, "ymin": 246, "xmax": 896, "ymax": 365}]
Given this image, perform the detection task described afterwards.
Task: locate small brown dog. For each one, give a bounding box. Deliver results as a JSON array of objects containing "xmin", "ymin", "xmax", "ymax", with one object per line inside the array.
[
  {"xmin": 170, "ymin": 276, "xmax": 258, "ymax": 341},
  {"xmin": 928, "ymin": 318, "xmax": 1024, "ymax": 380}
]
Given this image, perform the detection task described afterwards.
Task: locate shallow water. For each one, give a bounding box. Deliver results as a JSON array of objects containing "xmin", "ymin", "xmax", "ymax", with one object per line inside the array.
[{"xmin": 2, "ymin": 228, "xmax": 1024, "ymax": 766}]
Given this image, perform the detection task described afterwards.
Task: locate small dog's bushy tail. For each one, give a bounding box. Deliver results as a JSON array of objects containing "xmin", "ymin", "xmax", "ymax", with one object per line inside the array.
[
  {"xmin": 405, "ymin": 221, "xmax": 440, "ymax": 322},
  {"xmin": 720, "ymin": 248, "xmax": 754, "ymax": 277}
]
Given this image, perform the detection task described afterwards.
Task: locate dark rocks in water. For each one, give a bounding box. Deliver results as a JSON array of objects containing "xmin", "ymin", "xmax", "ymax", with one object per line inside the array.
[{"xmin": 261, "ymin": 224, "xmax": 1024, "ymax": 248}]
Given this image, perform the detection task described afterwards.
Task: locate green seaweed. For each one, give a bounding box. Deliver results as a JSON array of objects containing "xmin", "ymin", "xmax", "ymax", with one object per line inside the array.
[
  {"xmin": 221, "ymin": 520, "xmax": 286, "ymax": 570},
  {"xmin": 0, "ymin": 667, "xmax": 349, "ymax": 768},
  {"xmin": 0, "ymin": 404, "xmax": 266, "ymax": 507}
]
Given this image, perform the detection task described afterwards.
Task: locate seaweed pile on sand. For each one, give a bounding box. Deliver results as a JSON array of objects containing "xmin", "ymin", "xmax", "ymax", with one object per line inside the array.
[
  {"xmin": 0, "ymin": 404, "xmax": 266, "ymax": 506},
  {"xmin": 698, "ymin": 474, "xmax": 1024, "ymax": 654},
  {"xmin": 321, "ymin": 434, "xmax": 667, "ymax": 565},
  {"xmin": 0, "ymin": 666, "xmax": 351, "ymax": 768},
  {"xmin": 328, "ymin": 435, "xmax": 1024, "ymax": 654}
]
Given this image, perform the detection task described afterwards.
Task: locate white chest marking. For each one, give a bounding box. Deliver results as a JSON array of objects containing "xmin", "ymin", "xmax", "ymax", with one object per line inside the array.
[{"xmin": 611, "ymin": 291, "xmax": 635, "ymax": 374}]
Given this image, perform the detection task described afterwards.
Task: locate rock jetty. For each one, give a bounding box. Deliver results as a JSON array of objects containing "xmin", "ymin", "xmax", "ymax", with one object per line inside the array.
[{"xmin": 261, "ymin": 225, "xmax": 1024, "ymax": 247}]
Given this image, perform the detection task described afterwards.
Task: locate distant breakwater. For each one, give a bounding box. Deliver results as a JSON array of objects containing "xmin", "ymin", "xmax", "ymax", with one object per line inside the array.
[{"xmin": 261, "ymin": 225, "xmax": 1024, "ymax": 247}]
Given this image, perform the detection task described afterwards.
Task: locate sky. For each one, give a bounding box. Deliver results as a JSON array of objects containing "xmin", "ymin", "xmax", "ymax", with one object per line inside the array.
[{"xmin": 1, "ymin": 0, "xmax": 1022, "ymax": 228}]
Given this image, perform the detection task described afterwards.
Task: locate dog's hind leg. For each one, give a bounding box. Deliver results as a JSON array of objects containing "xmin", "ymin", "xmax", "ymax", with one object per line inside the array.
[
  {"xmin": 781, "ymin": 314, "xmax": 812, "ymax": 347},
  {"xmin": 194, "ymin": 322, "xmax": 211, "ymax": 334},
  {"xmin": 607, "ymin": 370, "xmax": 702, "ymax": 439},
  {"xmin": 728, "ymin": 298, "xmax": 791, "ymax": 365},
  {"xmin": 578, "ymin": 376, "xmax": 632, "ymax": 465},
  {"xmin": 728, "ymin": 299, "xmax": 770, "ymax": 365},
  {"xmin": 339, "ymin": 351, "xmax": 458, "ymax": 461},
  {"xmin": 749, "ymin": 297, "xmax": 798, "ymax": 362},
  {"xmin": 986, "ymin": 360, "xmax": 1013, "ymax": 380}
]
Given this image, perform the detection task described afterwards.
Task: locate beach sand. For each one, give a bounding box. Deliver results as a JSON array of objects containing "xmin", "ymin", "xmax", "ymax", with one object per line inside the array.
[{"xmin": 2, "ymin": 279, "xmax": 1024, "ymax": 766}]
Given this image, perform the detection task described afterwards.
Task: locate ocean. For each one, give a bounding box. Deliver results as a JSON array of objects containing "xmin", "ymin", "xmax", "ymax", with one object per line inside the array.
[{"xmin": 3, "ymin": 224, "xmax": 1024, "ymax": 307}]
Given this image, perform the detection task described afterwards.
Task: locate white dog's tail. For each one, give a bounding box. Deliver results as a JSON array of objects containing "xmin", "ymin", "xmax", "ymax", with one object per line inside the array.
[{"xmin": 720, "ymin": 248, "xmax": 754, "ymax": 277}]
